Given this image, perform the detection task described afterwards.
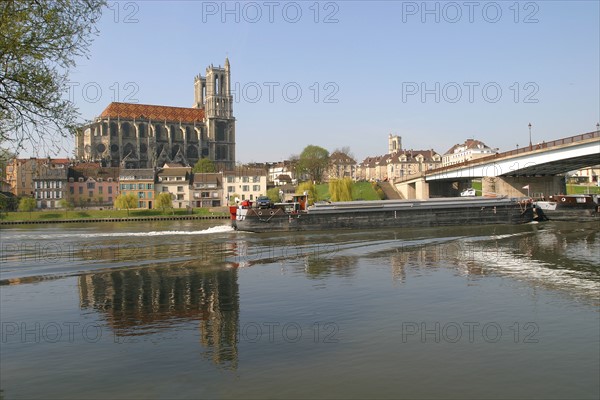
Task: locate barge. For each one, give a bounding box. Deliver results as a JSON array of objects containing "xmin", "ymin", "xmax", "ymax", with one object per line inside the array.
[
  {"xmin": 231, "ymin": 196, "xmax": 535, "ymax": 233},
  {"xmin": 534, "ymin": 194, "xmax": 599, "ymax": 221}
]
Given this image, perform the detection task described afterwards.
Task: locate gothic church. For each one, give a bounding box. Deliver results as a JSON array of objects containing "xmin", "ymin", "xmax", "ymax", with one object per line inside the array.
[{"xmin": 76, "ymin": 59, "xmax": 235, "ymax": 170}]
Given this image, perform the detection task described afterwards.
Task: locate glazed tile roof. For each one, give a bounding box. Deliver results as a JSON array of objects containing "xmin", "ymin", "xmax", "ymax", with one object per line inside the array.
[{"xmin": 100, "ymin": 102, "xmax": 205, "ymax": 123}]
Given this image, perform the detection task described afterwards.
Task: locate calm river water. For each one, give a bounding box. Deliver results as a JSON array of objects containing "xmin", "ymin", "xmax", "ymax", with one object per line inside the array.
[{"xmin": 0, "ymin": 220, "xmax": 599, "ymax": 399}]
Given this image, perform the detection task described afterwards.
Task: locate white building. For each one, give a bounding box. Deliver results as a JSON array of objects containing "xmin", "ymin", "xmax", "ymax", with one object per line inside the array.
[
  {"xmin": 442, "ymin": 139, "xmax": 497, "ymax": 166},
  {"xmin": 155, "ymin": 164, "xmax": 192, "ymax": 209},
  {"xmin": 223, "ymin": 167, "xmax": 267, "ymax": 205}
]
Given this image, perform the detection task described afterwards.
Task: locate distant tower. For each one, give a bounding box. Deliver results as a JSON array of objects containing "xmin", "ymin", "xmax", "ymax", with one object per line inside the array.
[
  {"xmin": 388, "ymin": 134, "xmax": 402, "ymax": 154},
  {"xmin": 194, "ymin": 58, "xmax": 235, "ymax": 170}
]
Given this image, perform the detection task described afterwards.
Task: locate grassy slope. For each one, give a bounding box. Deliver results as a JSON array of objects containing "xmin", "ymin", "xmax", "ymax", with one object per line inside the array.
[
  {"xmin": 566, "ymin": 184, "xmax": 600, "ymax": 195},
  {"xmin": 315, "ymin": 181, "xmax": 381, "ymax": 201}
]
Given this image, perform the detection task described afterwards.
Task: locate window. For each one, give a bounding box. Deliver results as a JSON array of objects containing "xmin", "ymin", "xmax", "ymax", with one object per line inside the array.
[
  {"xmin": 88, "ymin": 191, "xmax": 93, "ymax": 198},
  {"xmin": 242, "ymin": 185, "xmax": 249, "ymax": 192},
  {"xmin": 79, "ymin": 187, "xmax": 83, "ymax": 195},
  {"xmin": 98, "ymin": 186, "xmax": 103, "ymax": 194},
  {"xmin": 242, "ymin": 176, "xmax": 249, "ymax": 183},
  {"xmin": 176, "ymin": 194, "xmax": 184, "ymax": 200},
  {"xmin": 146, "ymin": 184, "xmax": 153, "ymax": 190},
  {"xmin": 138, "ymin": 183, "xmax": 144, "ymax": 190},
  {"xmin": 228, "ymin": 186, "xmax": 234, "ymax": 193},
  {"xmin": 227, "ymin": 176, "xmax": 234, "ymax": 183},
  {"xmin": 138, "ymin": 192, "xmax": 145, "ymax": 199},
  {"xmin": 250, "ymin": 194, "xmax": 253, "ymax": 200},
  {"xmin": 162, "ymin": 187, "xmax": 169, "ymax": 192},
  {"xmin": 201, "ymin": 192, "xmax": 210, "ymax": 198},
  {"xmin": 253, "ymin": 185, "xmax": 260, "ymax": 191},
  {"xmin": 108, "ymin": 197, "xmax": 112, "ymax": 203},
  {"xmin": 253, "ymin": 176, "xmax": 259, "ymax": 183},
  {"xmin": 108, "ymin": 186, "xmax": 112, "ymax": 194},
  {"xmin": 70, "ymin": 187, "xmax": 74, "ymax": 195},
  {"xmin": 177, "ymin": 186, "xmax": 184, "ymax": 192}
]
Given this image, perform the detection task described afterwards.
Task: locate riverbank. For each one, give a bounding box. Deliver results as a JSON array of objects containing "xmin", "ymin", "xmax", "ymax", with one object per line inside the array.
[
  {"xmin": 0, "ymin": 214, "xmax": 230, "ymax": 225},
  {"xmin": 0, "ymin": 207, "xmax": 229, "ymax": 225}
]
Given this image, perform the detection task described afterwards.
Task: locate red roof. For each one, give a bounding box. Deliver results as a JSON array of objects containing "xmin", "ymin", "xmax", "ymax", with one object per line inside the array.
[{"xmin": 99, "ymin": 102, "xmax": 205, "ymax": 123}]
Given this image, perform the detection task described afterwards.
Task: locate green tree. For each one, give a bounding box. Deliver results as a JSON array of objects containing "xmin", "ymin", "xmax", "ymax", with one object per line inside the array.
[
  {"xmin": 18, "ymin": 196, "xmax": 36, "ymax": 218},
  {"xmin": 298, "ymin": 145, "xmax": 329, "ymax": 183},
  {"xmin": 193, "ymin": 158, "xmax": 216, "ymax": 173},
  {"xmin": 114, "ymin": 193, "xmax": 137, "ymax": 217},
  {"xmin": 156, "ymin": 192, "xmax": 173, "ymax": 214},
  {"xmin": 296, "ymin": 182, "xmax": 318, "ymax": 205},
  {"xmin": 267, "ymin": 187, "xmax": 282, "ymax": 203},
  {"xmin": 329, "ymin": 178, "xmax": 353, "ymax": 202},
  {"xmin": 0, "ymin": 0, "xmax": 106, "ymax": 149},
  {"xmin": 58, "ymin": 198, "xmax": 74, "ymax": 218},
  {"xmin": 228, "ymin": 193, "xmax": 239, "ymax": 206}
]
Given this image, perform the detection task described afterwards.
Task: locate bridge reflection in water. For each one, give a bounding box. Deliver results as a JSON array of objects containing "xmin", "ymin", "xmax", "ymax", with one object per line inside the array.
[{"xmin": 78, "ymin": 264, "xmax": 240, "ymax": 370}]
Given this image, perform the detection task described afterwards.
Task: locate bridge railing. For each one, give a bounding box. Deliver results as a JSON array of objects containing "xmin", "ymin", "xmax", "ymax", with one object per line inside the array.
[{"xmin": 425, "ymin": 130, "xmax": 600, "ymax": 177}]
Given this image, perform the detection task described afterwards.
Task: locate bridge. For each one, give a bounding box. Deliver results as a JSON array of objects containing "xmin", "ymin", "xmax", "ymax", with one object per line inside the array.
[{"xmin": 395, "ymin": 131, "xmax": 600, "ymax": 199}]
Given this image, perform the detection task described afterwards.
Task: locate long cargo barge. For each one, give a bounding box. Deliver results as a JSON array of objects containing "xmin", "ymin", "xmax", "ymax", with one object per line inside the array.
[{"xmin": 231, "ymin": 196, "xmax": 535, "ymax": 233}]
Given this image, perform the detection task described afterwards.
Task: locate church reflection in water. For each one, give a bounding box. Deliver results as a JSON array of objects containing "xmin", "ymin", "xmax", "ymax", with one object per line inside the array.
[{"xmin": 78, "ymin": 263, "xmax": 240, "ymax": 370}]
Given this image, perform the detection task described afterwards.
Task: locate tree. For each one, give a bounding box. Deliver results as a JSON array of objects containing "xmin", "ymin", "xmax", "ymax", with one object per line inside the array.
[
  {"xmin": 267, "ymin": 187, "xmax": 282, "ymax": 203},
  {"xmin": 0, "ymin": 0, "xmax": 106, "ymax": 151},
  {"xmin": 329, "ymin": 178, "xmax": 353, "ymax": 202},
  {"xmin": 156, "ymin": 192, "xmax": 173, "ymax": 214},
  {"xmin": 298, "ymin": 145, "xmax": 329, "ymax": 183},
  {"xmin": 58, "ymin": 198, "xmax": 74, "ymax": 218},
  {"xmin": 18, "ymin": 196, "xmax": 36, "ymax": 218},
  {"xmin": 228, "ymin": 193, "xmax": 239, "ymax": 206},
  {"xmin": 114, "ymin": 193, "xmax": 137, "ymax": 217},
  {"xmin": 296, "ymin": 182, "xmax": 318, "ymax": 206},
  {"xmin": 193, "ymin": 158, "xmax": 216, "ymax": 173}
]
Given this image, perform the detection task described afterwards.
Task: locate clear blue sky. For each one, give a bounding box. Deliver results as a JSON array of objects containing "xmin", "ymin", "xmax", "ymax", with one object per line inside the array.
[{"xmin": 52, "ymin": 0, "xmax": 600, "ymax": 163}]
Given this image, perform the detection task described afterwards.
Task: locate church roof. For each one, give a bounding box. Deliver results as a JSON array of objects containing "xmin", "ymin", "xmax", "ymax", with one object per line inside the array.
[{"xmin": 99, "ymin": 102, "xmax": 205, "ymax": 123}]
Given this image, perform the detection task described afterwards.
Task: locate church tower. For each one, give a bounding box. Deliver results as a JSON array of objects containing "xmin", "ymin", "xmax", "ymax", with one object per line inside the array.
[
  {"xmin": 201, "ymin": 58, "xmax": 235, "ymax": 171},
  {"xmin": 389, "ymin": 134, "xmax": 401, "ymax": 154}
]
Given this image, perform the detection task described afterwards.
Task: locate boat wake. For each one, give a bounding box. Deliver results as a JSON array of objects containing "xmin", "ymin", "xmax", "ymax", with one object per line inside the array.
[{"xmin": 3, "ymin": 225, "xmax": 234, "ymax": 240}]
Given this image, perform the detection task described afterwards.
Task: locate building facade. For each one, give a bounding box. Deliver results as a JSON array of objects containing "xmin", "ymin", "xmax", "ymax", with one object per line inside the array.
[
  {"xmin": 33, "ymin": 161, "xmax": 69, "ymax": 209},
  {"xmin": 326, "ymin": 151, "xmax": 357, "ymax": 181},
  {"xmin": 191, "ymin": 173, "xmax": 223, "ymax": 208},
  {"xmin": 223, "ymin": 167, "xmax": 267, "ymax": 204},
  {"xmin": 357, "ymin": 135, "xmax": 442, "ymax": 182},
  {"xmin": 442, "ymin": 139, "xmax": 497, "ymax": 166},
  {"xmin": 155, "ymin": 164, "xmax": 193, "ymax": 209},
  {"xmin": 76, "ymin": 59, "xmax": 235, "ymax": 171},
  {"xmin": 118, "ymin": 169, "xmax": 155, "ymax": 209},
  {"xmin": 5, "ymin": 158, "xmax": 69, "ymax": 197},
  {"xmin": 68, "ymin": 163, "xmax": 119, "ymax": 207}
]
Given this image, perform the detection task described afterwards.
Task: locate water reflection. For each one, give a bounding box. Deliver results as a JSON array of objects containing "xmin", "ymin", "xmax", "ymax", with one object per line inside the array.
[
  {"xmin": 78, "ymin": 263, "xmax": 240, "ymax": 370},
  {"xmin": 380, "ymin": 223, "xmax": 599, "ymax": 306}
]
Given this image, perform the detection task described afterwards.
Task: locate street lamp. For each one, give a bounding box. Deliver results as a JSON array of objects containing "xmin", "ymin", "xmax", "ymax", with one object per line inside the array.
[
  {"xmin": 596, "ymin": 122, "xmax": 599, "ymax": 133},
  {"xmin": 528, "ymin": 123, "xmax": 532, "ymax": 150}
]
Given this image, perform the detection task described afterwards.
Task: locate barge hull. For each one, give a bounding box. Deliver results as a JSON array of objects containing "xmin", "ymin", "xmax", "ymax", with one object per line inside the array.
[{"xmin": 234, "ymin": 199, "xmax": 529, "ymax": 233}]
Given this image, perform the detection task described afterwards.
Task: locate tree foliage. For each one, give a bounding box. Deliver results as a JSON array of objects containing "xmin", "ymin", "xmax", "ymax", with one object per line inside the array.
[
  {"xmin": 0, "ymin": 0, "xmax": 105, "ymax": 151},
  {"xmin": 156, "ymin": 192, "xmax": 173, "ymax": 213},
  {"xmin": 193, "ymin": 158, "xmax": 217, "ymax": 173},
  {"xmin": 18, "ymin": 196, "xmax": 36, "ymax": 217},
  {"xmin": 298, "ymin": 145, "xmax": 329, "ymax": 183},
  {"xmin": 329, "ymin": 178, "xmax": 353, "ymax": 202},
  {"xmin": 267, "ymin": 187, "xmax": 282, "ymax": 203},
  {"xmin": 114, "ymin": 193, "xmax": 137, "ymax": 216},
  {"xmin": 296, "ymin": 181, "xmax": 318, "ymax": 205}
]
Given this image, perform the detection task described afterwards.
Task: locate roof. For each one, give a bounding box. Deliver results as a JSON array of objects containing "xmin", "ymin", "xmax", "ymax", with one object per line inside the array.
[
  {"xmin": 69, "ymin": 163, "xmax": 120, "ymax": 180},
  {"xmin": 329, "ymin": 151, "xmax": 356, "ymax": 164},
  {"xmin": 157, "ymin": 167, "xmax": 191, "ymax": 177},
  {"xmin": 445, "ymin": 139, "xmax": 493, "ymax": 155},
  {"xmin": 119, "ymin": 168, "xmax": 155, "ymax": 180},
  {"xmin": 192, "ymin": 173, "xmax": 222, "ymax": 185},
  {"xmin": 99, "ymin": 102, "xmax": 205, "ymax": 123}
]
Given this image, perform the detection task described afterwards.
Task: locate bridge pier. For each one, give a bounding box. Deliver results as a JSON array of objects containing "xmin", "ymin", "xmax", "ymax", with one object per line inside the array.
[
  {"xmin": 395, "ymin": 177, "xmax": 429, "ymax": 199},
  {"xmin": 482, "ymin": 176, "xmax": 565, "ymax": 198}
]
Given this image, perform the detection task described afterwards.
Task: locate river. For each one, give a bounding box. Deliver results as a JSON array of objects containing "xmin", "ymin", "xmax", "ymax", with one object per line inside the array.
[{"xmin": 0, "ymin": 220, "xmax": 598, "ymax": 399}]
